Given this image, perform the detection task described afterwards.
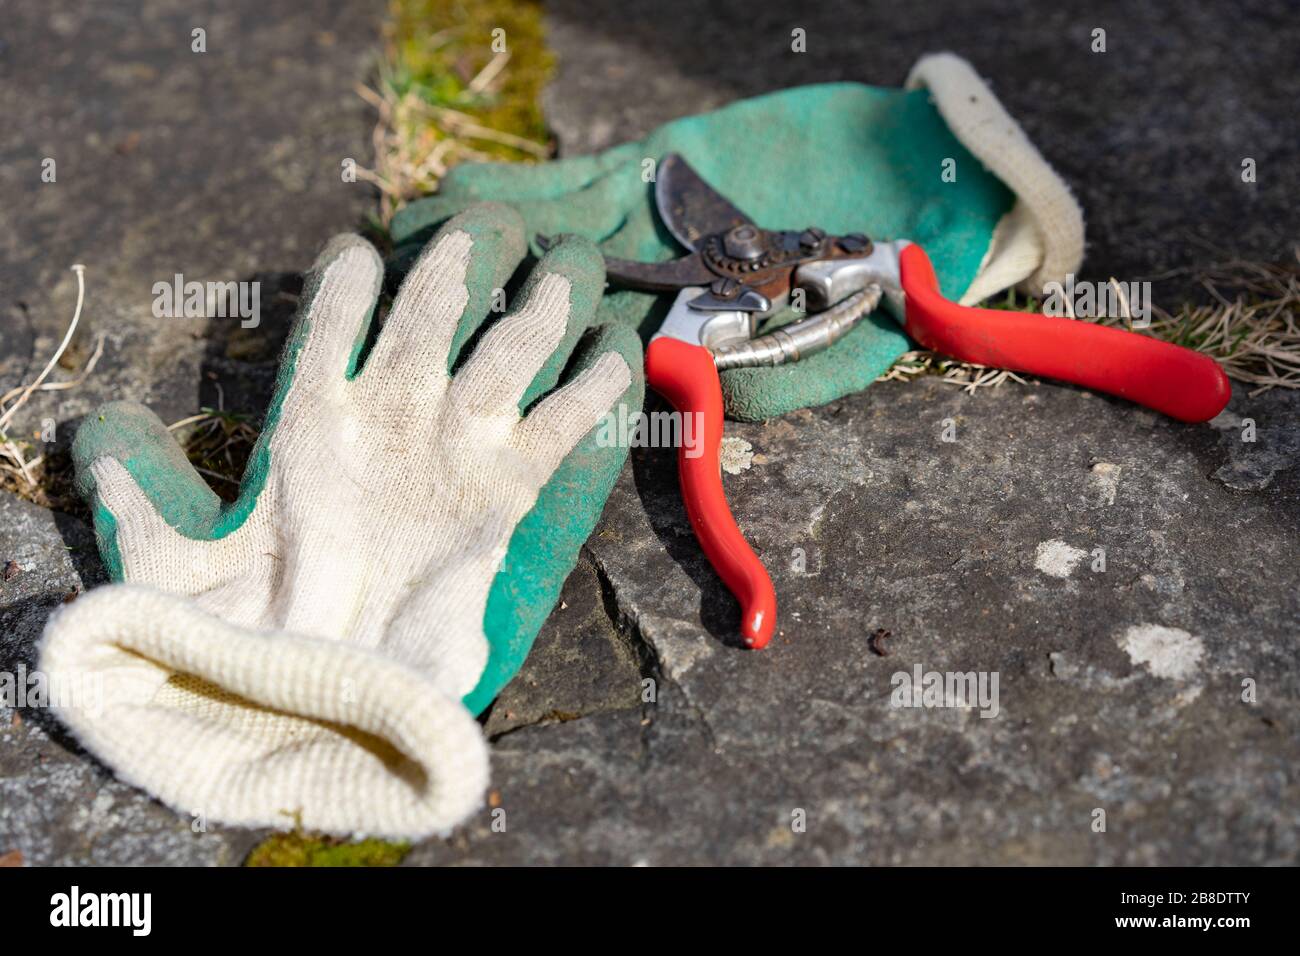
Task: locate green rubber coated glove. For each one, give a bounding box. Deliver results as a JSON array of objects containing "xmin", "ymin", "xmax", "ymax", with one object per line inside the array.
[
  {"xmin": 390, "ymin": 53, "xmax": 1083, "ymax": 421},
  {"xmin": 41, "ymin": 204, "xmax": 643, "ymax": 837}
]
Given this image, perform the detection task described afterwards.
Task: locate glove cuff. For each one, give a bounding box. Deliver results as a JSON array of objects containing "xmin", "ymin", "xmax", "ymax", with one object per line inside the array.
[
  {"xmin": 906, "ymin": 52, "xmax": 1086, "ymax": 303},
  {"xmin": 39, "ymin": 584, "xmax": 489, "ymax": 840}
]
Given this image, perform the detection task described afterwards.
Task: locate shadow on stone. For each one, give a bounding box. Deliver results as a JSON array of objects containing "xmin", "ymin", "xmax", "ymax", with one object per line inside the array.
[{"xmin": 627, "ymin": 394, "xmax": 751, "ymax": 647}]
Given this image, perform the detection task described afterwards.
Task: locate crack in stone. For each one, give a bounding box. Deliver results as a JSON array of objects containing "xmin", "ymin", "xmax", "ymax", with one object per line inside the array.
[
  {"xmin": 585, "ymin": 544, "xmax": 721, "ymax": 754},
  {"xmin": 487, "ymin": 709, "xmax": 585, "ymax": 743}
]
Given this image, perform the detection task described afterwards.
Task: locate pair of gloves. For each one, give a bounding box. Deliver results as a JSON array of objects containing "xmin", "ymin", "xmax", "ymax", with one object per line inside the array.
[{"xmin": 41, "ymin": 53, "xmax": 1082, "ymax": 838}]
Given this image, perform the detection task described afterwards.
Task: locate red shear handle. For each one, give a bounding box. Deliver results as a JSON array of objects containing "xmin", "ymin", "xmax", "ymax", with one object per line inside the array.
[
  {"xmin": 645, "ymin": 336, "xmax": 777, "ymax": 649},
  {"xmin": 898, "ymin": 244, "xmax": 1231, "ymax": 423}
]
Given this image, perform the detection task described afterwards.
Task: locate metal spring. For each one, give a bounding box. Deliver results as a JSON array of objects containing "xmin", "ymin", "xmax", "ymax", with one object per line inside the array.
[{"xmin": 711, "ymin": 284, "xmax": 884, "ymax": 370}]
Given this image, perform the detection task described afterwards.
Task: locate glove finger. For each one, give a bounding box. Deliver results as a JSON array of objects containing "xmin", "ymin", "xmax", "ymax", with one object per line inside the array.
[
  {"xmin": 72, "ymin": 401, "xmax": 225, "ymax": 581},
  {"xmin": 449, "ymin": 233, "xmax": 605, "ymax": 417},
  {"xmin": 388, "ymin": 143, "xmax": 640, "ymax": 245},
  {"xmin": 510, "ymin": 166, "xmax": 656, "ymax": 257},
  {"xmin": 391, "ymin": 160, "xmax": 651, "ymax": 265},
  {"xmin": 465, "ymin": 322, "xmax": 644, "ymax": 715},
  {"xmin": 385, "ymin": 195, "xmax": 483, "ymax": 254},
  {"xmin": 512, "ymin": 351, "xmax": 631, "ymax": 477},
  {"xmin": 440, "ymin": 143, "xmax": 638, "ymax": 203},
  {"xmin": 360, "ymin": 203, "xmax": 526, "ymax": 393},
  {"xmin": 291, "ymin": 234, "xmax": 384, "ymax": 385}
]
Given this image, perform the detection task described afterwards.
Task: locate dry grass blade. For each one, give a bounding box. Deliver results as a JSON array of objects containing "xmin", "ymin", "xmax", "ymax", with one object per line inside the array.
[
  {"xmin": 168, "ymin": 409, "xmax": 261, "ymax": 502},
  {"xmin": 877, "ymin": 350, "xmax": 1033, "ymax": 393},
  {"xmin": 358, "ymin": 0, "xmax": 555, "ymax": 227},
  {"xmin": 358, "ymin": 80, "xmax": 554, "ymax": 226},
  {"xmin": 1093, "ymin": 252, "xmax": 1300, "ymax": 394},
  {"xmin": 0, "ymin": 264, "xmax": 87, "ymax": 433},
  {"xmin": 877, "ymin": 287, "xmax": 1043, "ymax": 391},
  {"xmin": 0, "ymin": 264, "xmax": 107, "ymax": 509}
]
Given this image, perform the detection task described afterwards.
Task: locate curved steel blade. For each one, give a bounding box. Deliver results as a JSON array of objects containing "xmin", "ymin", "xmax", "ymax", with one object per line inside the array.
[
  {"xmin": 603, "ymin": 251, "xmax": 714, "ymax": 291},
  {"xmin": 656, "ymin": 153, "xmax": 754, "ymax": 252}
]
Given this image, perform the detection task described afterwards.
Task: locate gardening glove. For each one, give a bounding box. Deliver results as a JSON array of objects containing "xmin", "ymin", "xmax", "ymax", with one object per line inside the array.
[
  {"xmin": 391, "ymin": 52, "xmax": 1084, "ymax": 421},
  {"xmin": 39, "ymin": 203, "xmax": 641, "ymax": 838}
]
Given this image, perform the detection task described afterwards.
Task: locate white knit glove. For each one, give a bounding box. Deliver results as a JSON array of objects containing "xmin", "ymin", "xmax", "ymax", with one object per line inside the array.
[{"xmin": 40, "ymin": 204, "xmax": 631, "ymax": 838}]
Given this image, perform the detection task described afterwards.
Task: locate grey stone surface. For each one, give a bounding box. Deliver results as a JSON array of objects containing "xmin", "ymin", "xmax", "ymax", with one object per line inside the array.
[
  {"xmin": 0, "ymin": 492, "xmax": 264, "ymax": 865},
  {"xmin": 413, "ymin": 378, "xmax": 1300, "ymax": 865},
  {"xmin": 482, "ymin": 554, "xmax": 642, "ymax": 739},
  {"xmin": 0, "ymin": 0, "xmax": 382, "ymax": 428},
  {"xmin": 0, "ymin": 0, "xmax": 384, "ymax": 866},
  {"xmin": 414, "ymin": 0, "xmax": 1300, "ymax": 864},
  {"xmin": 2, "ymin": 0, "xmax": 1297, "ymax": 865}
]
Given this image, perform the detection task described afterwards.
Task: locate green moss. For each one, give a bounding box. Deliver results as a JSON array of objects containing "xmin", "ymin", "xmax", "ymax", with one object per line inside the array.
[
  {"xmin": 244, "ymin": 831, "xmax": 411, "ymax": 867},
  {"xmin": 384, "ymin": 0, "xmax": 554, "ymax": 163}
]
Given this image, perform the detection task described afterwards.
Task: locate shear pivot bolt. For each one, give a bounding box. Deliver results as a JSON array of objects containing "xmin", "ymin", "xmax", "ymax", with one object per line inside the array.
[{"xmin": 724, "ymin": 224, "xmax": 764, "ymax": 260}]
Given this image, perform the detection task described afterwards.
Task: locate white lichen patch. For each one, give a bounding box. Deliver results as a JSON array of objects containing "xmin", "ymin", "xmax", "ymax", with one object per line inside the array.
[
  {"xmin": 1034, "ymin": 539, "xmax": 1086, "ymax": 578},
  {"xmin": 1117, "ymin": 624, "xmax": 1204, "ymax": 681},
  {"xmin": 720, "ymin": 437, "xmax": 754, "ymax": 475}
]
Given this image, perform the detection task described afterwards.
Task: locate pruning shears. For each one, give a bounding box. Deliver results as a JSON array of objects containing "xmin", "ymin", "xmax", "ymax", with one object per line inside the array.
[{"xmin": 583, "ymin": 153, "xmax": 1232, "ymax": 649}]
